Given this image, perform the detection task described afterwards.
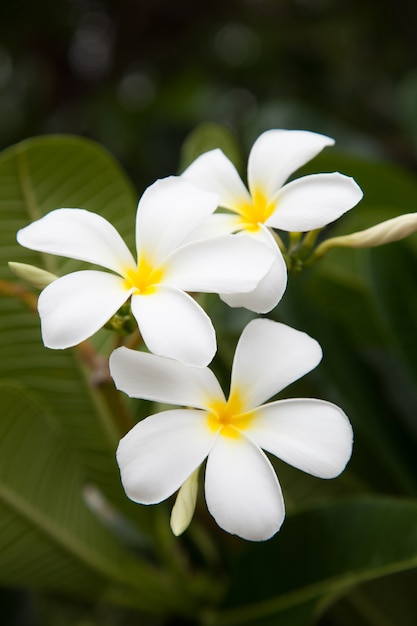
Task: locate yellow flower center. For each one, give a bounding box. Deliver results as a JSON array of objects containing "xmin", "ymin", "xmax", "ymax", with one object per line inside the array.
[
  {"xmin": 123, "ymin": 256, "xmax": 165, "ymax": 295},
  {"xmin": 206, "ymin": 390, "xmax": 253, "ymax": 439},
  {"xmin": 237, "ymin": 188, "xmax": 276, "ymax": 232}
]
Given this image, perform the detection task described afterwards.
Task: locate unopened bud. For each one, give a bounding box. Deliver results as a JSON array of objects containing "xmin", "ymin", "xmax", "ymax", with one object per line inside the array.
[
  {"xmin": 170, "ymin": 467, "xmax": 200, "ymax": 536},
  {"xmin": 8, "ymin": 262, "xmax": 58, "ymax": 289},
  {"xmin": 313, "ymin": 213, "xmax": 417, "ymax": 260}
]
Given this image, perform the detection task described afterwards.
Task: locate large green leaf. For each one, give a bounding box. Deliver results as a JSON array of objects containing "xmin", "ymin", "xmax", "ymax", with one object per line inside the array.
[
  {"xmin": 0, "ymin": 381, "xmax": 174, "ymax": 613},
  {"xmin": 178, "ymin": 122, "xmax": 243, "ymax": 173},
  {"xmin": 0, "ymin": 135, "xmax": 148, "ymax": 522},
  {"xmin": 0, "ymin": 136, "xmax": 218, "ymax": 615},
  {"xmin": 274, "ymin": 269, "xmax": 417, "ymax": 497},
  {"xmin": 207, "ymin": 498, "xmax": 417, "ymax": 626}
]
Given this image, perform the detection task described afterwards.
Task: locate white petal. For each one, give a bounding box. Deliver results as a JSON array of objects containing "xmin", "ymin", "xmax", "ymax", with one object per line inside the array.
[
  {"xmin": 131, "ymin": 287, "xmax": 216, "ymax": 367},
  {"xmin": 205, "ymin": 434, "xmax": 284, "ymax": 540},
  {"xmin": 267, "ymin": 173, "xmax": 363, "ymax": 232},
  {"xmin": 38, "ymin": 270, "xmax": 129, "ymax": 349},
  {"xmin": 230, "ymin": 319, "xmax": 322, "ymax": 410},
  {"xmin": 166, "ymin": 234, "xmax": 274, "ymax": 294},
  {"xmin": 247, "ymin": 129, "xmax": 335, "ymax": 198},
  {"xmin": 220, "ymin": 253, "xmax": 287, "ymax": 313},
  {"xmin": 135, "ymin": 177, "xmax": 219, "ymax": 263},
  {"xmin": 117, "ymin": 409, "xmax": 216, "ymax": 504},
  {"xmin": 17, "ymin": 208, "xmax": 136, "ymax": 274},
  {"xmin": 110, "ymin": 346, "xmax": 224, "ymax": 408},
  {"xmin": 219, "ymin": 226, "xmax": 287, "ymax": 313},
  {"xmin": 247, "ymin": 399, "xmax": 353, "ymax": 478},
  {"xmin": 182, "ymin": 213, "xmax": 243, "ymax": 243},
  {"xmin": 182, "ymin": 149, "xmax": 251, "ymax": 211}
]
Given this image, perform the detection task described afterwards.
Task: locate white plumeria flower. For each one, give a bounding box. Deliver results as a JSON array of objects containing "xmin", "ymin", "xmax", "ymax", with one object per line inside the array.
[
  {"xmin": 110, "ymin": 318, "xmax": 353, "ymax": 541},
  {"xmin": 17, "ymin": 177, "xmax": 275, "ymax": 367},
  {"xmin": 182, "ymin": 129, "xmax": 363, "ymax": 313}
]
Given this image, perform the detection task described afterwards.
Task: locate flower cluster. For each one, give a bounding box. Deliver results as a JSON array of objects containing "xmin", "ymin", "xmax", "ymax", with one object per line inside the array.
[{"xmin": 16, "ymin": 129, "xmax": 361, "ymax": 540}]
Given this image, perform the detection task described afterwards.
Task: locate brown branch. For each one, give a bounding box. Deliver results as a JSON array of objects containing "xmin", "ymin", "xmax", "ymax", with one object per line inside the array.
[{"xmin": 0, "ymin": 278, "xmax": 39, "ymax": 312}]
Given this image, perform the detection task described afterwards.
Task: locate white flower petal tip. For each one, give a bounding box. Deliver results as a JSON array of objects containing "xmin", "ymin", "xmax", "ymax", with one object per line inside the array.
[
  {"xmin": 230, "ymin": 318, "xmax": 323, "ymax": 409},
  {"xmin": 116, "ymin": 409, "xmax": 215, "ymax": 505},
  {"xmin": 205, "ymin": 436, "xmax": 285, "ymax": 541},
  {"xmin": 248, "ymin": 129, "xmax": 336, "ymax": 196},
  {"xmin": 38, "ymin": 271, "xmax": 128, "ymax": 349},
  {"xmin": 165, "ymin": 234, "xmax": 275, "ymax": 297},
  {"xmin": 182, "ymin": 149, "xmax": 251, "ymax": 210},
  {"xmin": 249, "ymin": 399, "xmax": 353, "ymax": 480},
  {"xmin": 109, "ymin": 346, "xmax": 224, "ymax": 408},
  {"xmin": 112, "ymin": 318, "xmax": 352, "ymax": 541},
  {"xmin": 268, "ymin": 173, "xmax": 364, "ymax": 232},
  {"xmin": 131, "ymin": 287, "xmax": 217, "ymax": 367},
  {"xmin": 17, "ymin": 208, "xmax": 136, "ymax": 273},
  {"xmin": 135, "ymin": 176, "xmax": 220, "ymax": 260},
  {"xmin": 220, "ymin": 232, "xmax": 288, "ymax": 313}
]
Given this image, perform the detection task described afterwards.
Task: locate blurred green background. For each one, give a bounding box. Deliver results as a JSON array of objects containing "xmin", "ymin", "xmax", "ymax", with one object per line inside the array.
[{"xmin": 1, "ymin": 0, "xmax": 417, "ymax": 185}]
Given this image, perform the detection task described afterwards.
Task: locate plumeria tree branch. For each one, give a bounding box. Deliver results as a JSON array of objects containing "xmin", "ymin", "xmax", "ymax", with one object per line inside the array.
[
  {"xmin": 4, "ymin": 269, "xmax": 136, "ymax": 436},
  {"xmin": 0, "ymin": 277, "xmax": 39, "ymax": 312}
]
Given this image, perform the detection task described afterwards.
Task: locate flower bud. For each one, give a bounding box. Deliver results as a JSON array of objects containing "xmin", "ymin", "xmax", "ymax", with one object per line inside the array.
[
  {"xmin": 170, "ymin": 467, "xmax": 200, "ymax": 536},
  {"xmin": 8, "ymin": 262, "xmax": 58, "ymax": 289},
  {"xmin": 313, "ymin": 213, "xmax": 417, "ymax": 259}
]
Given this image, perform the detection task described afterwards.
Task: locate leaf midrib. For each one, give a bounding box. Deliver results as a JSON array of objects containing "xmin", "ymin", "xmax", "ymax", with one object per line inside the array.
[
  {"xmin": 0, "ymin": 479, "xmax": 129, "ymax": 586},
  {"xmin": 209, "ymin": 553, "xmax": 417, "ymax": 625}
]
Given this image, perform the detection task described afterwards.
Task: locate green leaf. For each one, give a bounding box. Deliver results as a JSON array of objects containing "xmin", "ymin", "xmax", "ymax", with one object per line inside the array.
[
  {"xmin": 0, "ymin": 135, "xmax": 150, "ymax": 524},
  {"xmin": 208, "ymin": 498, "xmax": 417, "ymax": 626},
  {"xmin": 0, "ymin": 381, "xmax": 169, "ymax": 611},
  {"xmin": 178, "ymin": 122, "xmax": 243, "ymax": 173},
  {"xmin": 0, "ymin": 136, "xmax": 218, "ymax": 616},
  {"xmin": 2, "ymin": 134, "xmax": 137, "ymax": 272}
]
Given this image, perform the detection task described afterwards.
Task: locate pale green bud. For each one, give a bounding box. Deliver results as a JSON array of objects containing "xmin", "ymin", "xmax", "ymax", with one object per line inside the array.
[
  {"xmin": 170, "ymin": 467, "xmax": 200, "ymax": 536},
  {"xmin": 8, "ymin": 262, "xmax": 58, "ymax": 289},
  {"xmin": 313, "ymin": 213, "xmax": 417, "ymax": 260}
]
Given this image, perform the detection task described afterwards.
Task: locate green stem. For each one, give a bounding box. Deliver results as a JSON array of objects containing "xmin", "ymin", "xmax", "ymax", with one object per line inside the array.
[
  {"xmin": 305, "ymin": 237, "xmax": 342, "ymax": 265},
  {"xmin": 271, "ymin": 229, "xmax": 286, "ymax": 254},
  {"xmin": 288, "ymin": 231, "xmax": 302, "ymax": 252},
  {"xmin": 298, "ymin": 228, "xmax": 322, "ymax": 258}
]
